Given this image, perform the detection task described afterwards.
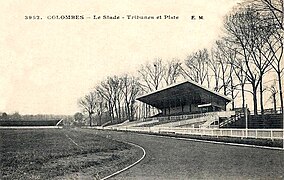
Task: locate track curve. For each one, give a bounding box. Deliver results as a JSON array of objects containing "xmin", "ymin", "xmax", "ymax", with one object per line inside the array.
[
  {"xmin": 101, "ymin": 141, "xmax": 146, "ymax": 180},
  {"xmin": 96, "ymin": 130, "xmax": 284, "ymax": 180}
]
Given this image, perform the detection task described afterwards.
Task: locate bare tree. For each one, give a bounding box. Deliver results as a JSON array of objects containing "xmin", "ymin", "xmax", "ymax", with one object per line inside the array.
[
  {"xmin": 121, "ymin": 75, "xmax": 141, "ymax": 121},
  {"xmin": 96, "ymin": 78, "xmax": 115, "ymax": 122},
  {"xmin": 183, "ymin": 49, "xmax": 209, "ymax": 86},
  {"xmin": 210, "ymin": 41, "xmax": 235, "ymax": 96},
  {"xmin": 78, "ymin": 92, "xmax": 96, "ymax": 126},
  {"xmin": 232, "ymin": 57, "xmax": 249, "ymax": 110},
  {"xmin": 95, "ymin": 75, "xmax": 141, "ymax": 123},
  {"xmin": 259, "ymin": 26, "xmax": 284, "ymax": 113},
  {"xmin": 224, "ymin": 6, "xmax": 276, "ymax": 115},
  {"xmin": 216, "ymin": 40, "xmax": 239, "ymax": 108},
  {"xmin": 109, "ymin": 76, "xmax": 123, "ymax": 122},
  {"xmin": 138, "ymin": 59, "xmax": 165, "ymax": 118},
  {"xmin": 257, "ymin": 0, "xmax": 284, "ymax": 29},
  {"xmin": 247, "ymin": 0, "xmax": 284, "ymax": 113},
  {"xmin": 208, "ymin": 49, "xmax": 222, "ymax": 91},
  {"xmin": 163, "ymin": 59, "xmax": 182, "ymax": 86},
  {"xmin": 267, "ymin": 82, "xmax": 279, "ymax": 113},
  {"xmin": 138, "ymin": 58, "xmax": 165, "ymax": 92}
]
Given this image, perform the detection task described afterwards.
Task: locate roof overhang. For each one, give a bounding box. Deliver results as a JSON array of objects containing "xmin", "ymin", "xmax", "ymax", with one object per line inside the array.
[{"xmin": 136, "ymin": 80, "xmax": 232, "ymax": 109}]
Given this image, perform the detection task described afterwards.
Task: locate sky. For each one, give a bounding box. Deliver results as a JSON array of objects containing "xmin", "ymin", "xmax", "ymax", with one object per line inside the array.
[{"xmin": 0, "ymin": 0, "xmax": 241, "ymax": 115}]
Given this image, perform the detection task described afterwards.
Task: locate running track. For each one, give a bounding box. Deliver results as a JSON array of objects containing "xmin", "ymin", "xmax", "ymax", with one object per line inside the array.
[{"xmin": 94, "ymin": 130, "xmax": 284, "ymax": 180}]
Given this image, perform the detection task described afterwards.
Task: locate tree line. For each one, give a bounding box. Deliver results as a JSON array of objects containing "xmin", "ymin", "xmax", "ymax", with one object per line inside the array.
[{"xmin": 78, "ymin": 0, "xmax": 283, "ymax": 126}]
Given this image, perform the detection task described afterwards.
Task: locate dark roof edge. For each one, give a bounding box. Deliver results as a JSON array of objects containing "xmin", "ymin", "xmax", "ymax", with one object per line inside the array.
[{"xmin": 136, "ymin": 80, "xmax": 232, "ymax": 102}]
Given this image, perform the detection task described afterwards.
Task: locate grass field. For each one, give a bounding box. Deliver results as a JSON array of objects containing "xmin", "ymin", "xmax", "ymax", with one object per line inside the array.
[{"xmin": 0, "ymin": 128, "xmax": 142, "ymax": 179}]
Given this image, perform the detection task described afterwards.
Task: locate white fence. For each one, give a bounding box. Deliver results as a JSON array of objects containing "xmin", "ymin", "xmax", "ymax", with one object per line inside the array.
[{"xmin": 106, "ymin": 126, "xmax": 283, "ymax": 140}]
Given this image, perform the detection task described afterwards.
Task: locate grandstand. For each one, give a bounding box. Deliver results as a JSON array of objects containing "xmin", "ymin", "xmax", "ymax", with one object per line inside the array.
[
  {"xmin": 108, "ymin": 80, "xmax": 235, "ymax": 129},
  {"xmin": 102, "ymin": 81, "xmax": 283, "ymax": 140},
  {"xmin": 136, "ymin": 80, "xmax": 234, "ymax": 128},
  {"xmin": 105, "ymin": 80, "xmax": 283, "ymax": 134}
]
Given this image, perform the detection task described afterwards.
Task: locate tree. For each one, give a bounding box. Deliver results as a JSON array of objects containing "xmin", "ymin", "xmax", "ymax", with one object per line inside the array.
[
  {"xmin": 95, "ymin": 95, "xmax": 105, "ymax": 126},
  {"xmin": 224, "ymin": 6, "xmax": 276, "ymax": 115},
  {"xmin": 96, "ymin": 78, "xmax": 115, "ymax": 122},
  {"xmin": 110, "ymin": 76, "xmax": 123, "ymax": 122},
  {"xmin": 213, "ymin": 40, "xmax": 238, "ymax": 108},
  {"xmin": 74, "ymin": 112, "xmax": 84, "ymax": 126},
  {"xmin": 163, "ymin": 59, "xmax": 182, "ymax": 86},
  {"xmin": 78, "ymin": 92, "xmax": 96, "ymax": 126},
  {"xmin": 10, "ymin": 112, "xmax": 21, "ymax": 120},
  {"xmin": 256, "ymin": 0, "xmax": 284, "ymax": 29},
  {"xmin": 183, "ymin": 49, "xmax": 209, "ymax": 86},
  {"xmin": 208, "ymin": 49, "xmax": 222, "ymax": 91},
  {"xmin": 267, "ymin": 29, "xmax": 284, "ymax": 113},
  {"xmin": 138, "ymin": 59, "xmax": 165, "ymax": 118},
  {"xmin": 252, "ymin": 0, "xmax": 284, "ymax": 113},
  {"xmin": 121, "ymin": 75, "xmax": 141, "ymax": 121},
  {"xmin": 97, "ymin": 76, "xmax": 120, "ymax": 122},
  {"xmin": 267, "ymin": 83, "xmax": 278, "ymax": 113},
  {"xmin": 210, "ymin": 40, "xmax": 235, "ymax": 96},
  {"xmin": 1, "ymin": 112, "xmax": 8, "ymax": 120},
  {"xmin": 232, "ymin": 57, "xmax": 248, "ymax": 110},
  {"xmin": 138, "ymin": 58, "xmax": 165, "ymax": 92}
]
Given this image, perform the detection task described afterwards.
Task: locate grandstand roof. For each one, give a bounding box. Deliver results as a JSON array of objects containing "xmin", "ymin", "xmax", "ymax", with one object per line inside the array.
[{"xmin": 136, "ymin": 80, "xmax": 232, "ymax": 109}]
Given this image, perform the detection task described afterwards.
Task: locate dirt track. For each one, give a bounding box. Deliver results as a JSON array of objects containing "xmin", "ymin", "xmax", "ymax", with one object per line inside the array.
[{"xmin": 95, "ymin": 130, "xmax": 284, "ymax": 180}]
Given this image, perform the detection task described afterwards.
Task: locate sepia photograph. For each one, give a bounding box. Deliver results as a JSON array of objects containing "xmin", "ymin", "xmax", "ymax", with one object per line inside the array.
[{"xmin": 0, "ymin": 0, "xmax": 283, "ymax": 179}]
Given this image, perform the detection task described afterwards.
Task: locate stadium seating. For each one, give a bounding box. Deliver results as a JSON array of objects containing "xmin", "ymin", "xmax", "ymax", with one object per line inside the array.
[{"xmin": 220, "ymin": 113, "xmax": 283, "ymax": 129}]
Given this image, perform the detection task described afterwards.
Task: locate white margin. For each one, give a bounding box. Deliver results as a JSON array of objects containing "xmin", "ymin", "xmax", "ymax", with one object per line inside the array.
[{"xmin": 101, "ymin": 141, "xmax": 146, "ymax": 180}]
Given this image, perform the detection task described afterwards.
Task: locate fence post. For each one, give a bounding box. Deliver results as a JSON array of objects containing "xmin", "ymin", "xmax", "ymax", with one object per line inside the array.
[
  {"xmin": 282, "ymin": 104, "xmax": 284, "ymax": 149},
  {"xmin": 255, "ymin": 130, "xmax": 258, "ymax": 139},
  {"xmin": 245, "ymin": 104, "xmax": 248, "ymax": 138}
]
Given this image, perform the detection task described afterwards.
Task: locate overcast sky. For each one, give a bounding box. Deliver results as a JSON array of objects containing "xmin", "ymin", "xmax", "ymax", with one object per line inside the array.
[{"xmin": 0, "ymin": 0, "xmax": 241, "ymax": 115}]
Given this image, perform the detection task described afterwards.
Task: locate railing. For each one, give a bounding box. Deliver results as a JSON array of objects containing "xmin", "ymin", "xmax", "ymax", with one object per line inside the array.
[
  {"xmin": 143, "ymin": 111, "xmax": 235, "ymax": 122},
  {"xmin": 160, "ymin": 127, "xmax": 283, "ymax": 139},
  {"xmin": 219, "ymin": 113, "xmax": 242, "ymax": 127},
  {"xmin": 250, "ymin": 107, "xmax": 283, "ymax": 115},
  {"xmin": 106, "ymin": 126, "xmax": 283, "ymax": 140}
]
